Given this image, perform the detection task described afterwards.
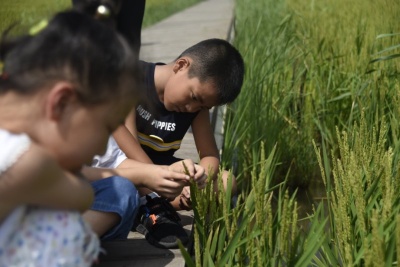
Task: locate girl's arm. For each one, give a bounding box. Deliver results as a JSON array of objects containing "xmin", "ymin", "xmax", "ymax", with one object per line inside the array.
[{"xmin": 0, "ymin": 143, "xmax": 93, "ymax": 212}]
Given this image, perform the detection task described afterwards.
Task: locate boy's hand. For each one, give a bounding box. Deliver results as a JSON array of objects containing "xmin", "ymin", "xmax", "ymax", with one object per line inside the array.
[
  {"xmin": 179, "ymin": 186, "xmax": 192, "ymax": 210},
  {"xmin": 169, "ymin": 159, "xmax": 197, "ymax": 176},
  {"xmin": 171, "ymin": 159, "xmax": 207, "ymax": 189},
  {"xmin": 193, "ymin": 164, "xmax": 207, "ymax": 189}
]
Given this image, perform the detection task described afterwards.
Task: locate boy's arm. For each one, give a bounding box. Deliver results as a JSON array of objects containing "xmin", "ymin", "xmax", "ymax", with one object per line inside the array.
[
  {"xmin": 124, "ymin": 107, "xmax": 137, "ymax": 136},
  {"xmin": 112, "ymin": 124, "xmax": 153, "ymax": 164},
  {"xmin": 123, "ymin": 107, "xmax": 203, "ymax": 179},
  {"xmin": 82, "ymin": 160, "xmax": 192, "ymax": 199},
  {"xmin": 113, "ymin": 108, "xmax": 153, "ymax": 164},
  {"xmin": 0, "ymin": 143, "xmax": 93, "ymax": 212},
  {"xmin": 191, "ymin": 109, "xmax": 221, "ymax": 181}
]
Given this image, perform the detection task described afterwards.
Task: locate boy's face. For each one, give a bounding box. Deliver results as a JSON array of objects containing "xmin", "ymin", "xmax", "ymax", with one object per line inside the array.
[{"xmin": 163, "ymin": 57, "xmax": 219, "ymax": 113}]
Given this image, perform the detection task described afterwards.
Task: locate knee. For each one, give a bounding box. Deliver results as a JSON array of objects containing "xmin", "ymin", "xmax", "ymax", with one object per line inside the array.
[
  {"xmin": 214, "ymin": 170, "xmax": 237, "ymax": 195},
  {"xmin": 109, "ymin": 176, "xmax": 140, "ymax": 206},
  {"xmin": 109, "ymin": 176, "xmax": 136, "ymax": 193}
]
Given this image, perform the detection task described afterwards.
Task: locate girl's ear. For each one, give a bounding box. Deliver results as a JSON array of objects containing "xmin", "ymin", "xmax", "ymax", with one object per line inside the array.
[
  {"xmin": 173, "ymin": 57, "xmax": 191, "ymax": 73},
  {"xmin": 45, "ymin": 82, "xmax": 76, "ymax": 121}
]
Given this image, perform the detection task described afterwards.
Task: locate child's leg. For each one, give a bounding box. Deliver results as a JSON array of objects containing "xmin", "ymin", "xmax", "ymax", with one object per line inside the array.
[
  {"xmin": 216, "ymin": 170, "xmax": 238, "ymax": 196},
  {"xmin": 83, "ymin": 176, "xmax": 140, "ymax": 240}
]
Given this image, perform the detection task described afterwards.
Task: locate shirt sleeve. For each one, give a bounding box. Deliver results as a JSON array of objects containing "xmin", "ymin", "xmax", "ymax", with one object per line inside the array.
[{"xmin": 0, "ymin": 129, "xmax": 31, "ymax": 175}]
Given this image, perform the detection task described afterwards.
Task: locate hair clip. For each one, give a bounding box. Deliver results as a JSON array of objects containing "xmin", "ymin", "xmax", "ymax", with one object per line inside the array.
[
  {"xmin": 96, "ymin": 5, "xmax": 112, "ymax": 18},
  {"xmin": 29, "ymin": 19, "xmax": 48, "ymax": 36}
]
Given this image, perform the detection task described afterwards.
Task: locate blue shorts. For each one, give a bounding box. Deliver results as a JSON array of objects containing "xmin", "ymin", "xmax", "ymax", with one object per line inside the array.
[{"xmin": 90, "ymin": 176, "xmax": 139, "ymax": 240}]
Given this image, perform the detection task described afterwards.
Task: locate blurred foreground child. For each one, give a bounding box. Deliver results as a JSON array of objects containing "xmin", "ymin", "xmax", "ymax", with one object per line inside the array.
[{"xmin": 0, "ymin": 7, "xmax": 141, "ymax": 266}]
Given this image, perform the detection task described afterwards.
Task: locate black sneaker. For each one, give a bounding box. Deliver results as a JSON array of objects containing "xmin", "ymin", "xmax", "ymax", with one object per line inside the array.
[{"xmin": 135, "ymin": 195, "xmax": 189, "ymax": 249}]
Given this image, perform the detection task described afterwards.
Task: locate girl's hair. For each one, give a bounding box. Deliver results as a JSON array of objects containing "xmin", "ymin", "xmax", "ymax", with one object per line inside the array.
[
  {"xmin": 71, "ymin": 0, "xmax": 123, "ymax": 29},
  {"xmin": 0, "ymin": 8, "xmax": 140, "ymax": 105}
]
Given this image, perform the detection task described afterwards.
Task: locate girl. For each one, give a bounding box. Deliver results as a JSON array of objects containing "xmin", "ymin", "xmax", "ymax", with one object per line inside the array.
[{"xmin": 0, "ymin": 7, "xmax": 140, "ymax": 267}]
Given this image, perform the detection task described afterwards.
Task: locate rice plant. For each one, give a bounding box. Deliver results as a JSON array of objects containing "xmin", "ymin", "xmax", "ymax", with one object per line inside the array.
[
  {"xmin": 223, "ymin": 0, "xmax": 400, "ymax": 191},
  {"xmin": 187, "ymin": 0, "xmax": 400, "ymax": 265},
  {"xmin": 313, "ymin": 115, "xmax": 400, "ymax": 265},
  {"xmin": 181, "ymin": 144, "xmax": 327, "ymax": 266}
]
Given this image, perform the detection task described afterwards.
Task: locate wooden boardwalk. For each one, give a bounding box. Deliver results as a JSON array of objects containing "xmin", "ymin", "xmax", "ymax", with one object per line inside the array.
[
  {"xmin": 96, "ymin": 210, "xmax": 194, "ymax": 267},
  {"xmin": 96, "ymin": 0, "xmax": 235, "ymax": 266}
]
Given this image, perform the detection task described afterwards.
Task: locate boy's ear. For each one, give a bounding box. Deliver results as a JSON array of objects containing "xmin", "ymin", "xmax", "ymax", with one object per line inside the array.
[
  {"xmin": 173, "ymin": 57, "xmax": 191, "ymax": 73},
  {"xmin": 45, "ymin": 81, "xmax": 76, "ymax": 121}
]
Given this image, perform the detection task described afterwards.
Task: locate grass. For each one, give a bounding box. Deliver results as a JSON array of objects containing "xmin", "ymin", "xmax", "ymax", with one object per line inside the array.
[
  {"xmin": 1, "ymin": 0, "xmax": 203, "ymax": 34},
  {"xmin": 142, "ymin": 0, "xmax": 203, "ymax": 28},
  {"xmin": 1, "ymin": 0, "xmax": 70, "ymax": 34}
]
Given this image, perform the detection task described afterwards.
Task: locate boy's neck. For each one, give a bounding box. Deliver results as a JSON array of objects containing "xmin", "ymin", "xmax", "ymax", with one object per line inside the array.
[{"xmin": 153, "ymin": 63, "xmax": 174, "ymax": 103}]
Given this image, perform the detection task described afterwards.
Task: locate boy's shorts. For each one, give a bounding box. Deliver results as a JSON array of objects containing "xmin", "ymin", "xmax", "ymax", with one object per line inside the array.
[{"xmin": 90, "ymin": 176, "xmax": 139, "ymax": 240}]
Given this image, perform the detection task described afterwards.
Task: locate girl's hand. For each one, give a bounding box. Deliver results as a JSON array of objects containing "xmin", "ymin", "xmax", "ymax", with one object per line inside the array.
[{"xmin": 142, "ymin": 166, "xmax": 190, "ymax": 199}]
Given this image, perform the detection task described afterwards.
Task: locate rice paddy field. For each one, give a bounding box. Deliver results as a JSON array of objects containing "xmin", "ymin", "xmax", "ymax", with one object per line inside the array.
[
  {"xmin": 183, "ymin": 0, "xmax": 400, "ymax": 266},
  {"xmin": 3, "ymin": 0, "xmax": 400, "ymax": 265}
]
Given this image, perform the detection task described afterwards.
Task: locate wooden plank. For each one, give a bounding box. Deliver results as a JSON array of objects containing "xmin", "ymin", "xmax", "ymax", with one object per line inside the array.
[{"xmin": 96, "ymin": 240, "xmax": 183, "ymax": 267}]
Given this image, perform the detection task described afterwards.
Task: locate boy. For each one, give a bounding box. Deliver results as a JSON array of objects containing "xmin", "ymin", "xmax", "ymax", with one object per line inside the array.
[
  {"xmin": 72, "ymin": 0, "xmax": 209, "ymax": 249},
  {"xmin": 114, "ymin": 38, "xmax": 245, "ymax": 248},
  {"xmin": 71, "ymin": 0, "xmax": 205, "ymax": 248}
]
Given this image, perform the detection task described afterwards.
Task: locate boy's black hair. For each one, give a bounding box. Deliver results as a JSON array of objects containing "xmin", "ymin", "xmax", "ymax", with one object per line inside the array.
[
  {"xmin": 176, "ymin": 38, "xmax": 245, "ymax": 105},
  {"xmin": 0, "ymin": 9, "xmax": 141, "ymax": 105}
]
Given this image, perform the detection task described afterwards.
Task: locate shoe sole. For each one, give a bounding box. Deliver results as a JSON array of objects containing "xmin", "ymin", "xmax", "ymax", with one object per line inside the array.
[
  {"xmin": 146, "ymin": 234, "xmax": 187, "ymax": 249},
  {"xmin": 135, "ymin": 223, "xmax": 188, "ymax": 249},
  {"xmin": 135, "ymin": 223, "xmax": 148, "ymax": 236}
]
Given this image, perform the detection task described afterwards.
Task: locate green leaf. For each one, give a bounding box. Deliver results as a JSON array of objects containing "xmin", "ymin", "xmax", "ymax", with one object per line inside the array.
[
  {"xmin": 218, "ymin": 212, "xmax": 251, "ymax": 265},
  {"xmin": 370, "ymin": 54, "xmax": 400, "ymax": 63},
  {"xmin": 376, "ymin": 33, "xmax": 400, "ymax": 39},
  {"xmin": 178, "ymin": 240, "xmax": 195, "ymax": 267}
]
